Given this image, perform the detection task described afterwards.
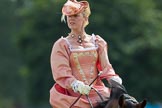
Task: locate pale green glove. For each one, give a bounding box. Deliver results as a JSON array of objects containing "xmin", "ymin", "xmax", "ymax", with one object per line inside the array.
[{"xmin": 71, "ymin": 80, "xmax": 91, "ymax": 95}]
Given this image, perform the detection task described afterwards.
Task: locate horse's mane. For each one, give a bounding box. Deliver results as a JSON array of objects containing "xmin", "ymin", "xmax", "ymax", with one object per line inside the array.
[{"xmin": 109, "ymin": 79, "xmax": 128, "ymax": 98}]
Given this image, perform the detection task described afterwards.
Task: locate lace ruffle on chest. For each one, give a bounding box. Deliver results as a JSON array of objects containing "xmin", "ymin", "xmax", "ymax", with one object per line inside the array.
[{"xmin": 63, "ymin": 34, "xmax": 98, "ymax": 52}]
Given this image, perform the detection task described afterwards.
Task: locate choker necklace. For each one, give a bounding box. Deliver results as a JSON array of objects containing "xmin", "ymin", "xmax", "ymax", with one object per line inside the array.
[{"xmin": 71, "ymin": 34, "xmax": 85, "ymax": 45}]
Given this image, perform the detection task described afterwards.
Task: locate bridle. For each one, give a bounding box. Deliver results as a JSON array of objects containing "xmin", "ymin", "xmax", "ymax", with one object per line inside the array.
[
  {"xmin": 85, "ymin": 87, "xmax": 105, "ymax": 108},
  {"xmin": 117, "ymin": 94, "xmax": 139, "ymax": 108}
]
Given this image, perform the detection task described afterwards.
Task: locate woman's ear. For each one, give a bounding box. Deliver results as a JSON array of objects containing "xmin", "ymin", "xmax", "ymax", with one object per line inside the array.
[{"xmin": 84, "ymin": 16, "xmax": 88, "ymax": 21}]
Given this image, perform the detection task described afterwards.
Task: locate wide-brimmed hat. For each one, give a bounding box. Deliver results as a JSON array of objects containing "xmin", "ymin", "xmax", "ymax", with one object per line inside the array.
[{"xmin": 62, "ymin": 0, "xmax": 89, "ymax": 16}]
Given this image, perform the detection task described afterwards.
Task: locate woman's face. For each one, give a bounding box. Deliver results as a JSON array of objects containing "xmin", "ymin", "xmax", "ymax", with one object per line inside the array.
[{"xmin": 67, "ymin": 13, "xmax": 86, "ymax": 30}]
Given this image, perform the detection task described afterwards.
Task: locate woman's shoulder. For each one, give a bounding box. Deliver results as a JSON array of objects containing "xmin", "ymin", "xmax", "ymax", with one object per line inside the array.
[{"xmin": 52, "ymin": 36, "xmax": 69, "ymax": 48}]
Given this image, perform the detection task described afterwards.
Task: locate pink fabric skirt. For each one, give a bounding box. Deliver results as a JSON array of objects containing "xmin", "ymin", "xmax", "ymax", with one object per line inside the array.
[{"xmin": 49, "ymin": 83, "xmax": 110, "ymax": 108}]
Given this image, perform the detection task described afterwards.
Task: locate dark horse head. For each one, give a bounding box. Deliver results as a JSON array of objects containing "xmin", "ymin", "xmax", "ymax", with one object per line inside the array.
[{"xmin": 95, "ymin": 79, "xmax": 147, "ymax": 108}]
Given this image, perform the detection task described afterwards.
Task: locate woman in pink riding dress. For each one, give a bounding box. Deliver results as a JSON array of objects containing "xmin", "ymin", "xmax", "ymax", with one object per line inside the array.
[{"xmin": 49, "ymin": 0, "xmax": 122, "ymax": 107}]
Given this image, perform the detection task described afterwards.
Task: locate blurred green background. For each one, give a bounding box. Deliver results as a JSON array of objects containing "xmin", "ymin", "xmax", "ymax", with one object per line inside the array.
[{"xmin": 0, "ymin": 0, "xmax": 162, "ymax": 108}]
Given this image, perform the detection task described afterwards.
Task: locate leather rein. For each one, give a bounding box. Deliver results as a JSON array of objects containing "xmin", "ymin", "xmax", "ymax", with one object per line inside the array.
[{"xmin": 69, "ymin": 72, "xmax": 104, "ymax": 108}]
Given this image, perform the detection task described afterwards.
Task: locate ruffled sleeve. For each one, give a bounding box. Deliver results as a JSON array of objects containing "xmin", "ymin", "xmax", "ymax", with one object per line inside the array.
[
  {"xmin": 95, "ymin": 35, "xmax": 118, "ymax": 80},
  {"xmin": 50, "ymin": 37, "xmax": 76, "ymax": 89}
]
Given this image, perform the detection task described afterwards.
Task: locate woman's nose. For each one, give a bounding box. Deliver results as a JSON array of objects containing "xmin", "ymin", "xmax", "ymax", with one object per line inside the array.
[{"xmin": 68, "ymin": 15, "xmax": 75, "ymax": 19}]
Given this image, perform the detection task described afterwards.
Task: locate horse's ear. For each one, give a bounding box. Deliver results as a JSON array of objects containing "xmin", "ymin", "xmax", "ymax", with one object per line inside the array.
[
  {"xmin": 140, "ymin": 99, "xmax": 147, "ymax": 108},
  {"xmin": 119, "ymin": 94, "xmax": 125, "ymax": 107}
]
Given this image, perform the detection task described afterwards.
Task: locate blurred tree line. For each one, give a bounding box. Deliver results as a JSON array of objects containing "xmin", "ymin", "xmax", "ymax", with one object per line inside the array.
[{"xmin": 0, "ymin": 0, "xmax": 162, "ymax": 108}]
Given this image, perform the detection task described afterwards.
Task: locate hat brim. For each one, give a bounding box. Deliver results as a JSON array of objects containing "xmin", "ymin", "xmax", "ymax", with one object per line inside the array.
[{"xmin": 62, "ymin": 1, "xmax": 89, "ymax": 16}]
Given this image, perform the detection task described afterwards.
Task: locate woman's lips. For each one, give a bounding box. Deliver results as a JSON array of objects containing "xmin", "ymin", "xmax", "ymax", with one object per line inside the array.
[{"xmin": 69, "ymin": 22, "xmax": 75, "ymax": 25}]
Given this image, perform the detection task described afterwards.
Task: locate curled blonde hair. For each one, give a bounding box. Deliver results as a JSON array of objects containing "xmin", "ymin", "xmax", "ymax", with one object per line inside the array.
[{"xmin": 82, "ymin": 3, "xmax": 91, "ymax": 27}]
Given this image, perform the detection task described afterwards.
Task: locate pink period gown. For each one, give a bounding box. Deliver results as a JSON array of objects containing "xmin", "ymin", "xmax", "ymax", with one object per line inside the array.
[{"xmin": 49, "ymin": 34, "xmax": 117, "ymax": 108}]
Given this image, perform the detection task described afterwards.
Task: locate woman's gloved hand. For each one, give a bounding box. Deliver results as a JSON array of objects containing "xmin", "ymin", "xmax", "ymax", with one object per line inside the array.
[{"xmin": 71, "ymin": 80, "xmax": 91, "ymax": 95}]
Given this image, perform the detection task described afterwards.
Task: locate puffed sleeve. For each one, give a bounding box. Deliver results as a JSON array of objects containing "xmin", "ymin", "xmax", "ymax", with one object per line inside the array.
[
  {"xmin": 95, "ymin": 35, "xmax": 118, "ymax": 80},
  {"xmin": 50, "ymin": 38, "xmax": 76, "ymax": 89}
]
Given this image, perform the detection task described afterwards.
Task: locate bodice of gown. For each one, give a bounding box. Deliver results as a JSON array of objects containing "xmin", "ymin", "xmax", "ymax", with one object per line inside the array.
[
  {"xmin": 65, "ymin": 35, "xmax": 99, "ymax": 85},
  {"xmin": 70, "ymin": 49, "xmax": 98, "ymax": 85}
]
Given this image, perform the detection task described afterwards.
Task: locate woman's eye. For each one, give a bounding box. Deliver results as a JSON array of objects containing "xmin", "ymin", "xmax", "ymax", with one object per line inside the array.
[{"xmin": 74, "ymin": 15, "xmax": 78, "ymax": 17}]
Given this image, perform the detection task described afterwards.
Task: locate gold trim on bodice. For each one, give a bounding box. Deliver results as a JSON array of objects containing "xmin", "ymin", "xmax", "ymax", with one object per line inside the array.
[{"xmin": 70, "ymin": 50, "xmax": 98, "ymax": 85}]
